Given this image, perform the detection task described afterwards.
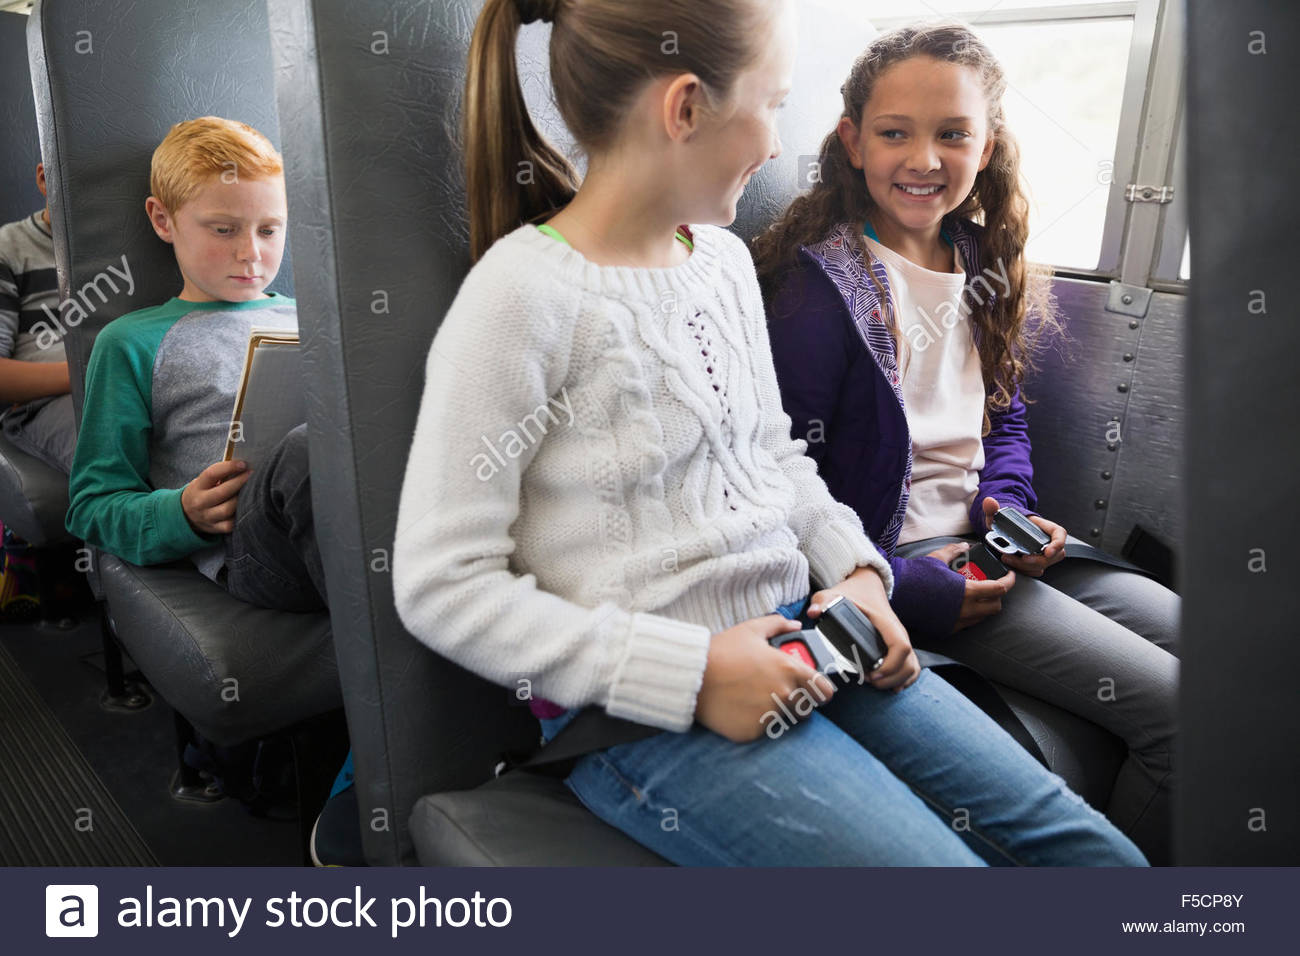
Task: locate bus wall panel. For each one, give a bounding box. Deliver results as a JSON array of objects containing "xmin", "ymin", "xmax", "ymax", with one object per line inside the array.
[
  {"xmin": 1024, "ymin": 278, "xmax": 1185, "ymax": 562},
  {"xmin": 1023, "ymin": 279, "xmax": 1140, "ymax": 549},
  {"xmin": 1106, "ymin": 289, "xmax": 1185, "ymax": 564}
]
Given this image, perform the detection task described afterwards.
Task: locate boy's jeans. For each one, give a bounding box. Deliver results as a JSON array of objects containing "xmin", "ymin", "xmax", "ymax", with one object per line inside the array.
[
  {"xmin": 220, "ymin": 423, "xmax": 326, "ymax": 612},
  {"xmin": 541, "ymin": 596, "xmax": 1147, "ymax": 867}
]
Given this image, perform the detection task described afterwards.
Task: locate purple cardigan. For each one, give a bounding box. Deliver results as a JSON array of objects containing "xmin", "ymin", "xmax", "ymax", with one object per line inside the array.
[{"xmin": 766, "ymin": 218, "xmax": 1037, "ymax": 639}]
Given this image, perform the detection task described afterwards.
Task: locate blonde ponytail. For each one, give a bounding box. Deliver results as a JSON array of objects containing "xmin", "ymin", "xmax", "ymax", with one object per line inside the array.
[
  {"xmin": 464, "ymin": 0, "xmax": 580, "ymax": 262},
  {"xmin": 464, "ymin": 0, "xmax": 781, "ymax": 261}
]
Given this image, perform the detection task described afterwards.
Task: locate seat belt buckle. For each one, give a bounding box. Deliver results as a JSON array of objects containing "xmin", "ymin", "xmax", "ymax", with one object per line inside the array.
[
  {"xmin": 812, "ymin": 594, "xmax": 886, "ymax": 673},
  {"xmin": 950, "ymin": 542, "xmax": 1011, "ymax": 581},
  {"xmin": 769, "ymin": 626, "xmax": 859, "ymax": 678},
  {"xmin": 984, "ymin": 506, "xmax": 1050, "ymax": 559},
  {"xmin": 951, "ymin": 506, "xmax": 1049, "ymax": 580}
]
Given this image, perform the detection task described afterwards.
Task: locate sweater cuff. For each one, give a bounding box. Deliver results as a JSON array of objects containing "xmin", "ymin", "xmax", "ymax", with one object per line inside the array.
[
  {"xmin": 806, "ymin": 518, "xmax": 895, "ymax": 598},
  {"xmin": 604, "ymin": 612, "xmax": 712, "ymax": 733},
  {"xmin": 152, "ymin": 487, "xmax": 218, "ymax": 557},
  {"xmin": 890, "ymin": 555, "xmax": 967, "ymax": 641}
]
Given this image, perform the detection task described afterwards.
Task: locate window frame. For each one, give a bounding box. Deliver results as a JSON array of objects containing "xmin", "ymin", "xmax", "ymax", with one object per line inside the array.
[
  {"xmin": 1149, "ymin": 104, "xmax": 1188, "ymax": 289},
  {"xmin": 869, "ymin": 0, "xmax": 1187, "ymax": 293}
]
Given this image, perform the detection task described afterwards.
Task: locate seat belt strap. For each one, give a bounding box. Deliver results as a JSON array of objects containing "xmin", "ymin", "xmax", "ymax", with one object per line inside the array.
[
  {"xmin": 509, "ymin": 709, "xmax": 660, "ymax": 779},
  {"xmin": 511, "ymin": 654, "xmax": 1050, "ymax": 778},
  {"xmin": 913, "ymin": 650, "xmax": 1049, "ymax": 768},
  {"xmin": 1061, "ymin": 540, "xmax": 1157, "ymax": 579}
]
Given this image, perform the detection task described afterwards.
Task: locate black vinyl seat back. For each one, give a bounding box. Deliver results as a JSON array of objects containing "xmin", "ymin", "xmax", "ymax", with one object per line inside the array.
[
  {"xmin": 271, "ymin": 0, "xmax": 876, "ymax": 865},
  {"xmin": 0, "ymin": 11, "xmax": 44, "ymax": 225},
  {"xmin": 1182, "ymin": 0, "xmax": 1298, "ymax": 864},
  {"xmin": 27, "ymin": 0, "xmax": 293, "ymax": 428},
  {"xmin": 0, "ymin": 10, "xmax": 70, "ymax": 550},
  {"xmin": 270, "ymin": 0, "xmax": 547, "ymax": 866},
  {"xmin": 24, "ymin": 0, "xmax": 341, "ymax": 751}
]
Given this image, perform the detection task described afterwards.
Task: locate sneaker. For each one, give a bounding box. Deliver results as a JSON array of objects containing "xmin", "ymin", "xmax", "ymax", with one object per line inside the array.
[
  {"xmin": 309, "ymin": 752, "xmax": 364, "ymax": 867},
  {"xmin": 309, "ymin": 785, "xmax": 365, "ymax": 866}
]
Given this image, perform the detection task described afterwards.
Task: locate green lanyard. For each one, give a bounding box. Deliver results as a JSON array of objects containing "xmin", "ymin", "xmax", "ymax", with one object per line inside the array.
[{"xmin": 537, "ymin": 223, "xmax": 694, "ymax": 252}]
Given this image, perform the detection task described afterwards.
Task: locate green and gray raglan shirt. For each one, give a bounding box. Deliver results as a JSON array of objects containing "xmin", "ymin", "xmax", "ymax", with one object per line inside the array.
[{"xmin": 65, "ymin": 293, "xmax": 297, "ymax": 581}]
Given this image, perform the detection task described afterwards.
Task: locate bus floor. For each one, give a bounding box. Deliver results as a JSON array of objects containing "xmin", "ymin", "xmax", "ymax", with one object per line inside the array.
[{"xmin": 0, "ymin": 591, "xmax": 303, "ymax": 866}]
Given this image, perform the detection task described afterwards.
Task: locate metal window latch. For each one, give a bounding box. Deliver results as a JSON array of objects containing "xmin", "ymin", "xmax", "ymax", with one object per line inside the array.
[{"xmin": 1125, "ymin": 184, "xmax": 1175, "ymax": 204}]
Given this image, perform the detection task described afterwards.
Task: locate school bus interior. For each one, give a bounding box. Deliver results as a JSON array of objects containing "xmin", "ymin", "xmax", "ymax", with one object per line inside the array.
[{"xmin": 0, "ymin": 0, "xmax": 1293, "ymax": 867}]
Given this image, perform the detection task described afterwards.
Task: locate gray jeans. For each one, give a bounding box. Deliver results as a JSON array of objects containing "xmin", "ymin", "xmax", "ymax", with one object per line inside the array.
[
  {"xmin": 897, "ymin": 534, "xmax": 1179, "ymax": 864},
  {"xmin": 2, "ymin": 393, "xmax": 76, "ymax": 474},
  {"xmin": 220, "ymin": 423, "xmax": 326, "ymax": 613}
]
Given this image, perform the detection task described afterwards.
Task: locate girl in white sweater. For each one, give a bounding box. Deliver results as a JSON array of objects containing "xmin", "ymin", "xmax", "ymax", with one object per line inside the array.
[{"xmin": 392, "ymin": 0, "xmax": 1145, "ymax": 866}]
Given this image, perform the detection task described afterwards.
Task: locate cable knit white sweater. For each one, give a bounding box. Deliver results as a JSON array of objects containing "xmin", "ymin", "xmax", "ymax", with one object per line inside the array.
[{"xmin": 393, "ymin": 223, "xmax": 893, "ymax": 733}]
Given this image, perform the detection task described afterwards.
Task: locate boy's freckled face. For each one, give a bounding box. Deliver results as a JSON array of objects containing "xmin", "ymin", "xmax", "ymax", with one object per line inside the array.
[{"xmin": 155, "ymin": 175, "xmax": 288, "ymax": 303}]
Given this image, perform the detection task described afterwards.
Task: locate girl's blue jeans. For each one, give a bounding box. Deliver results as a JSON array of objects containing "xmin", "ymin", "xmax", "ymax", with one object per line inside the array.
[{"xmin": 539, "ymin": 594, "xmax": 1147, "ymax": 867}]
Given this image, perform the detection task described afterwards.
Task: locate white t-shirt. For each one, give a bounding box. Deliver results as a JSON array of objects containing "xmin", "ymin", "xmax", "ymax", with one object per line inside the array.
[{"xmin": 863, "ymin": 235, "xmax": 986, "ymax": 545}]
